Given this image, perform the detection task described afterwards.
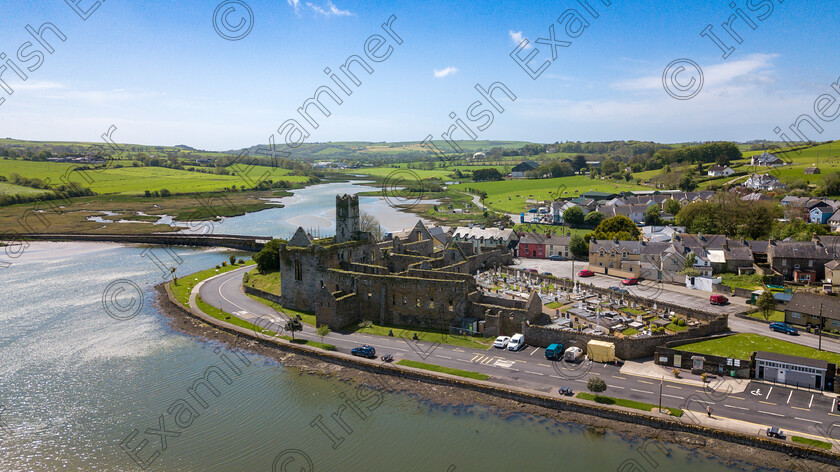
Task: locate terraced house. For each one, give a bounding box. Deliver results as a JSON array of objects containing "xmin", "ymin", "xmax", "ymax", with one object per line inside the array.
[{"xmin": 767, "ymin": 237, "xmax": 834, "ymax": 283}]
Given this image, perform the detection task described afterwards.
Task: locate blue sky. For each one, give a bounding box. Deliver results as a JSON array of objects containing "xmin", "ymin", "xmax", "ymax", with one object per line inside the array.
[{"xmin": 0, "ymin": 0, "xmax": 838, "ymax": 150}]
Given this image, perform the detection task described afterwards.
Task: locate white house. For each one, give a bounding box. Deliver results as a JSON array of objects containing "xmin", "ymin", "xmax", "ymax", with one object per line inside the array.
[
  {"xmin": 751, "ymin": 152, "xmax": 783, "ymax": 167},
  {"xmin": 707, "ymin": 165, "xmax": 734, "ymax": 177},
  {"xmin": 471, "ymin": 152, "xmax": 485, "ymax": 160},
  {"xmin": 744, "ymin": 173, "xmax": 785, "ymax": 191}
]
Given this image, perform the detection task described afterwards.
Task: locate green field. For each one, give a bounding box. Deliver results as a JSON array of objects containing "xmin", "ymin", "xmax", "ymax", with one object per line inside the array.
[
  {"xmin": 0, "ymin": 181, "xmax": 50, "ymax": 196},
  {"xmin": 678, "ymin": 333, "xmax": 840, "ymax": 365},
  {"xmin": 577, "ymin": 392, "xmax": 683, "ymax": 417},
  {"xmin": 451, "ymin": 175, "xmax": 648, "ymax": 213}
]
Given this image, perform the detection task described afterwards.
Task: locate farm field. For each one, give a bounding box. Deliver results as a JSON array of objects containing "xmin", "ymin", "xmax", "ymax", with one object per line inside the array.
[
  {"xmin": 0, "ymin": 159, "xmax": 309, "ymax": 196},
  {"xmin": 0, "ymin": 182, "xmax": 50, "ymax": 196},
  {"xmin": 450, "ymin": 175, "xmax": 649, "ymax": 214}
]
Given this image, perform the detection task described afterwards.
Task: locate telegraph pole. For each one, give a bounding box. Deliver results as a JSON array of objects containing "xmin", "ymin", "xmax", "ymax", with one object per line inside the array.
[
  {"xmin": 819, "ymin": 302, "xmax": 824, "ymax": 351},
  {"xmin": 659, "ymin": 376, "xmax": 663, "ymax": 413}
]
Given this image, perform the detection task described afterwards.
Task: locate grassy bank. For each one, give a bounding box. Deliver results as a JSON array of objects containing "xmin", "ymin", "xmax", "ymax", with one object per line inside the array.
[
  {"xmin": 576, "ymin": 392, "xmax": 683, "ymax": 417},
  {"xmin": 347, "ymin": 321, "xmax": 494, "ymax": 349},
  {"xmin": 396, "ymin": 360, "xmax": 489, "ymax": 380},
  {"xmin": 678, "ymin": 333, "xmax": 840, "ymax": 365},
  {"xmin": 791, "ymin": 436, "xmax": 832, "ymax": 450}
]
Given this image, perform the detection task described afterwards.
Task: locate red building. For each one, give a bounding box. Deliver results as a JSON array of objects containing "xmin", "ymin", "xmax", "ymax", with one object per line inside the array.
[{"xmin": 517, "ymin": 232, "xmax": 571, "ymax": 259}]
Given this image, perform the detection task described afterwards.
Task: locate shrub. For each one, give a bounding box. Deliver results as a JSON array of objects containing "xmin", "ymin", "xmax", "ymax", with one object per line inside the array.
[
  {"xmin": 677, "ymin": 318, "xmax": 686, "ymax": 327},
  {"xmin": 229, "ymin": 255, "xmax": 236, "ymax": 265},
  {"xmin": 221, "ymin": 261, "xmax": 227, "ymax": 267},
  {"xmin": 672, "ymin": 368, "xmax": 680, "ymax": 377}
]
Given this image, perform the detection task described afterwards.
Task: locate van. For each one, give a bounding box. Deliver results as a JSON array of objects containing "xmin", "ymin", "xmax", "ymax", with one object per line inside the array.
[
  {"xmin": 508, "ymin": 333, "xmax": 526, "ymax": 351},
  {"xmin": 710, "ymin": 294, "xmax": 728, "ymax": 305},
  {"xmin": 564, "ymin": 346, "xmax": 583, "ymax": 362},
  {"xmin": 545, "ymin": 343, "xmax": 564, "ymax": 360}
]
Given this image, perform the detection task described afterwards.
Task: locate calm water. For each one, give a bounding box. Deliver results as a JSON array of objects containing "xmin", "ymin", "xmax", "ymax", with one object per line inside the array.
[
  {"xmin": 0, "ymin": 185, "xmax": 754, "ymax": 471},
  {"xmin": 189, "ymin": 181, "xmax": 436, "ymax": 239}
]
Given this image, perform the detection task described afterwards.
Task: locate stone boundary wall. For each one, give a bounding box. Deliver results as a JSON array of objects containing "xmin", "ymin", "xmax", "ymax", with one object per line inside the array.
[
  {"xmin": 243, "ymin": 285, "xmax": 283, "ymax": 305},
  {"xmin": 404, "ymin": 269, "xmax": 473, "ymax": 281},
  {"xmin": 20, "ymin": 232, "xmax": 269, "ymax": 251},
  {"xmin": 161, "ymin": 283, "xmax": 840, "ymax": 467}
]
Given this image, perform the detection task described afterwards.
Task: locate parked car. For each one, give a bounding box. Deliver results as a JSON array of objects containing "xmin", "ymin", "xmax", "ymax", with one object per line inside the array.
[
  {"xmin": 541, "ymin": 272, "xmax": 553, "ymax": 276},
  {"xmin": 508, "ymin": 333, "xmax": 526, "ymax": 351},
  {"xmin": 621, "ymin": 277, "xmax": 639, "ymax": 286},
  {"xmin": 548, "ymin": 255, "xmax": 566, "ymax": 261},
  {"xmin": 351, "ymin": 345, "xmax": 376, "ymax": 358},
  {"xmin": 564, "ymin": 346, "xmax": 583, "ymax": 362},
  {"xmin": 493, "ymin": 336, "xmax": 511, "ymax": 349},
  {"xmin": 545, "ymin": 343, "xmax": 564, "ymax": 360},
  {"xmin": 525, "ymin": 268, "xmax": 538, "ymax": 273},
  {"xmin": 770, "ymin": 322, "xmax": 799, "ymax": 335},
  {"xmin": 577, "ymin": 269, "xmax": 594, "ymax": 277},
  {"xmin": 609, "ymin": 286, "xmax": 628, "ymax": 294},
  {"xmin": 710, "ymin": 294, "xmax": 729, "ymax": 305}
]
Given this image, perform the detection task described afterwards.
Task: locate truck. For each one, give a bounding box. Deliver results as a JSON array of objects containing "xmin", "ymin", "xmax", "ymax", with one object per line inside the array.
[
  {"xmin": 586, "ymin": 340, "xmax": 617, "ymax": 363},
  {"xmin": 544, "ymin": 343, "xmax": 563, "ymax": 360}
]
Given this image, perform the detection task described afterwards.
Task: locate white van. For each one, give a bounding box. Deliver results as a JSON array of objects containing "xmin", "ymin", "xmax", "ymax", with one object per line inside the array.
[
  {"xmin": 507, "ymin": 333, "xmax": 526, "ymax": 351},
  {"xmin": 564, "ymin": 346, "xmax": 583, "ymax": 362}
]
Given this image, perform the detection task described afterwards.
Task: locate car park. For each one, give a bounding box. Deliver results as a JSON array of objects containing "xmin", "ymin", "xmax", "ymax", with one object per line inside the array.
[
  {"xmin": 769, "ymin": 322, "xmax": 798, "ymax": 335},
  {"xmin": 508, "ymin": 333, "xmax": 526, "ymax": 351},
  {"xmin": 351, "ymin": 345, "xmax": 376, "ymax": 358},
  {"xmin": 710, "ymin": 294, "xmax": 728, "ymax": 305},
  {"xmin": 577, "ymin": 269, "xmax": 594, "ymax": 277},
  {"xmin": 621, "ymin": 277, "xmax": 639, "ymax": 286},
  {"xmin": 493, "ymin": 336, "xmax": 510, "ymax": 349}
]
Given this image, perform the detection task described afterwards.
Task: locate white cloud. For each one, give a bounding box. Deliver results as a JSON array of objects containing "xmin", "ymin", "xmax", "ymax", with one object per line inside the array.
[
  {"xmin": 306, "ymin": 1, "xmax": 352, "ymax": 17},
  {"xmin": 509, "ymin": 30, "xmax": 531, "ymax": 50},
  {"xmin": 433, "ymin": 67, "xmax": 458, "ymax": 78},
  {"xmin": 10, "ymin": 81, "xmax": 65, "ymax": 91},
  {"xmin": 287, "ymin": 0, "xmax": 300, "ymax": 14}
]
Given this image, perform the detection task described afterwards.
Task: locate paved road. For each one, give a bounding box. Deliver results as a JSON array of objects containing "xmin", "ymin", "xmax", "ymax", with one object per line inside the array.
[{"xmin": 198, "ymin": 267, "xmax": 840, "ymax": 441}]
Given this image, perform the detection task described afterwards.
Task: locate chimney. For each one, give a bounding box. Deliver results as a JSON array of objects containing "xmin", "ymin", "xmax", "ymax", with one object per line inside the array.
[
  {"xmin": 722, "ymin": 241, "xmax": 728, "ymax": 251},
  {"xmin": 468, "ymin": 223, "xmax": 474, "ymax": 229},
  {"xmin": 769, "ymin": 237, "xmax": 776, "ymax": 246}
]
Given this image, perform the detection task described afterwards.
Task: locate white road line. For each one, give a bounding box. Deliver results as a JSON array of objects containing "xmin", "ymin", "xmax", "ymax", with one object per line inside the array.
[
  {"xmin": 810, "ymin": 395, "xmax": 814, "ymax": 409},
  {"xmin": 611, "ymin": 385, "xmax": 625, "ymax": 389},
  {"xmin": 724, "ymin": 405, "xmax": 749, "ymax": 411},
  {"xmin": 787, "ymin": 391, "xmax": 792, "ymax": 404},
  {"xmin": 662, "ymin": 394, "xmax": 684, "ymax": 400},
  {"xmin": 691, "ymin": 399, "xmax": 714, "ymax": 404},
  {"xmin": 549, "ymin": 375, "xmax": 562, "ymax": 379},
  {"xmin": 456, "ymin": 358, "xmax": 472, "ymax": 363},
  {"xmin": 631, "ymin": 388, "xmax": 653, "ymax": 394},
  {"xmin": 525, "ymin": 371, "xmax": 544, "ymax": 376},
  {"xmin": 530, "ymin": 347, "xmax": 539, "ymax": 356},
  {"xmin": 759, "ymin": 410, "xmax": 785, "ymax": 417},
  {"xmin": 796, "ymin": 417, "xmax": 822, "ymax": 424},
  {"xmin": 766, "ymin": 387, "xmax": 773, "ymax": 400},
  {"xmin": 435, "ymin": 355, "xmax": 452, "ymax": 359}
]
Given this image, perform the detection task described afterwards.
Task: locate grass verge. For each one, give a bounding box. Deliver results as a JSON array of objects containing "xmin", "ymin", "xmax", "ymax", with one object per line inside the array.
[
  {"xmin": 747, "ymin": 310, "xmax": 785, "ymax": 323},
  {"xmin": 347, "ymin": 321, "xmax": 493, "ymax": 349},
  {"xmin": 576, "ymin": 392, "xmax": 683, "ymax": 417},
  {"xmin": 791, "ymin": 436, "xmax": 832, "ymax": 450},
  {"xmin": 396, "ymin": 360, "xmax": 489, "ymax": 380},
  {"xmin": 678, "ymin": 333, "xmax": 840, "ymax": 365}
]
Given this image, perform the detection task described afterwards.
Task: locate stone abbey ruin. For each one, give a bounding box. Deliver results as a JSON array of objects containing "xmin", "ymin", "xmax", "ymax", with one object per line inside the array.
[{"xmin": 278, "ymin": 194, "xmax": 544, "ymax": 335}]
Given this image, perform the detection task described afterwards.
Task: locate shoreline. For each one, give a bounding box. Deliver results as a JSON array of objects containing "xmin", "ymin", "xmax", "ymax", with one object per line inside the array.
[{"xmin": 153, "ymin": 283, "xmax": 827, "ymax": 471}]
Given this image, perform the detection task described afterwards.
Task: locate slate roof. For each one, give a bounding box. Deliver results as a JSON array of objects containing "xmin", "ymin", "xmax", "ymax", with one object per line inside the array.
[{"xmin": 785, "ymin": 292, "xmax": 840, "ymax": 321}]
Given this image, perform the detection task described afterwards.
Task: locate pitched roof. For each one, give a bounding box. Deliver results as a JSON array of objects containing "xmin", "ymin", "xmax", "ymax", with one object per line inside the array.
[
  {"xmin": 755, "ymin": 351, "xmax": 829, "ymax": 370},
  {"xmin": 785, "ymin": 292, "xmax": 840, "ymax": 321},
  {"xmin": 768, "ymin": 240, "xmax": 832, "ymax": 259}
]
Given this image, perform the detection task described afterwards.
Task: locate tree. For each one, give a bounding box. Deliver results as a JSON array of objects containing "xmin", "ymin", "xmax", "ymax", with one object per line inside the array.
[
  {"xmin": 586, "ymin": 376, "xmax": 607, "ymax": 396},
  {"xmin": 570, "ymin": 234, "xmax": 588, "ymax": 259},
  {"xmin": 756, "ymin": 290, "xmax": 776, "ymax": 321},
  {"xmin": 285, "ymin": 316, "xmax": 303, "ymax": 341},
  {"xmin": 678, "ymin": 174, "xmax": 697, "ymax": 191},
  {"xmin": 360, "ymin": 212, "xmax": 383, "ymax": 241},
  {"xmin": 316, "ymin": 324, "xmax": 331, "ymax": 343},
  {"xmin": 253, "ymin": 239, "xmax": 281, "ymax": 274},
  {"xmin": 229, "ymin": 254, "xmax": 237, "ymax": 265},
  {"xmin": 663, "ymin": 198, "xmax": 681, "ymax": 216},
  {"xmin": 472, "ymin": 168, "xmax": 503, "ymax": 182},
  {"xmin": 584, "ymin": 211, "xmax": 604, "ymax": 227},
  {"xmin": 592, "ymin": 216, "xmax": 641, "ymax": 241},
  {"xmin": 680, "ymin": 252, "xmax": 700, "ymax": 277},
  {"xmin": 572, "ymin": 154, "xmax": 587, "ymax": 171},
  {"xmin": 644, "ymin": 205, "xmax": 663, "ymax": 226},
  {"xmin": 563, "ymin": 206, "xmax": 585, "ymax": 227}
]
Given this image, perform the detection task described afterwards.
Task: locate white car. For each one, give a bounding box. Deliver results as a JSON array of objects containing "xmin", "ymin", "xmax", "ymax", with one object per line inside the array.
[
  {"xmin": 507, "ymin": 333, "xmax": 526, "ymax": 351},
  {"xmin": 493, "ymin": 336, "xmax": 510, "ymax": 349}
]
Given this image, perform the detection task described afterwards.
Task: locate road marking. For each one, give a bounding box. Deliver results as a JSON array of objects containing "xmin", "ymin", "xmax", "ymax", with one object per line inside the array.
[
  {"xmin": 637, "ymin": 380, "xmax": 654, "ymax": 385},
  {"xmin": 525, "ymin": 370, "xmax": 544, "ymax": 376},
  {"xmin": 662, "ymin": 394, "xmax": 684, "ymax": 400},
  {"xmin": 453, "ymin": 349, "xmax": 465, "ymax": 353},
  {"xmin": 729, "ymin": 396, "xmax": 745, "ymax": 400},
  {"xmin": 759, "ymin": 411, "xmax": 785, "ymax": 417},
  {"xmin": 530, "ymin": 347, "xmax": 539, "ymax": 356},
  {"xmin": 435, "ymin": 355, "xmax": 452, "ymax": 359},
  {"xmin": 787, "ymin": 391, "xmax": 793, "ymax": 404},
  {"xmin": 766, "ymin": 387, "xmax": 773, "ymax": 400},
  {"xmin": 549, "ymin": 375, "xmax": 562, "ymax": 379},
  {"xmin": 724, "ymin": 405, "xmax": 749, "ymax": 411},
  {"xmin": 538, "ymin": 363, "xmax": 550, "ymax": 367},
  {"xmin": 494, "ymin": 359, "xmax": 515, "ymax": 368},
  {"xmin": 612, "ymin": 375, "xmax": 627, "ymax": 380},
  {"xmin": 759, "ymin": 401, "xmax": 777, "ymax": 406},
  {"xmin": 691, "ymin": 399, "xmax": 714, "ymax": 404},
  {"xmin": 795, "ymin": 417, "xmax": 822, "ymax": 424},
  {"xmin": 828, "ymin": 412, "xmax": 840, "ymax": 418},
  {"xmin": 665, "ymin": 385, "xmax": 682, "ymax": 390},
  {"xmin": 456, "ymin": 358, "xmax": 472, "ymax": 363},
  {"xmin": 791, "ymin": 406, "xmax": 810, "ymax": 412},
  {"xmin": 611, "ymin": 385, "xmax": 625, "ymax": 389},
  {"xmin": 809, "ymin": 395, "xmax": 814, "ymax": 409},
  {"xmin": 631, "ymin": 388, "xmax": 653, "ymax": 394}
]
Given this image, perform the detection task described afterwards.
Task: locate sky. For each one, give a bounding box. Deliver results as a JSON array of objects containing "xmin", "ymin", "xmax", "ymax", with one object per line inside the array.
[{"xmin": 0, "ymin": 0, "xmax": 838, "ymax": 151}]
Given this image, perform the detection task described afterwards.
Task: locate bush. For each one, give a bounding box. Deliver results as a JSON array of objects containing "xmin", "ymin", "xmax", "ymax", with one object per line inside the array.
[
  {"xmin": 677, "ymin": 318, "xmax": 686, "ymax": 327},
  {"xmin": 229, "ymin": 255, "xmax": 237, "ymax": 265},
  {"xmin": 221, "ymin": 261, "xmax": 227, "ymax": 267},
  {"xmin": 215, "ymin": 265, "xmax": 221, "ymax": 269},
  {"xmin": 237, "ymin": 259, "xmax": 245, "ymax": 264},
  {"xmin": 254, "ymin": 239, "xmax": 281, "ymax": 274}
]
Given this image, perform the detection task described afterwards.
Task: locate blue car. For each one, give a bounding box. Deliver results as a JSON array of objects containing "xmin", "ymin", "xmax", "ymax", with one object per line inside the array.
[
  {"xmin": 548, "ymin": 255, "xmax": 566, "ymax": 261},
  {"xmin": 769, "ymin": 322, "xmax": 798, "ymax": 335},
  {"xmin": 351, "ymin": 345, "xmax": 377, "ymax": 358}
]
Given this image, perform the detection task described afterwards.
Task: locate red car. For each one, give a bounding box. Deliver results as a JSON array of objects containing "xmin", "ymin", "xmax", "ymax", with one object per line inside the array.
[
  {"xmin": 577, "ymin": 269, "xmax": 594, "ymax": 277},
  {"xmin": 710, "ymin": 294, "xmax": 729, "ymax": 305},
  {"xmin": 622, "ymin": 277, "xmax": 639, "ymax": 286}
]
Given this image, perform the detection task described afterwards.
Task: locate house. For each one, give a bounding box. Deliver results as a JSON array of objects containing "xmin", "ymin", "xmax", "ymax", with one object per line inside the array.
[
  {"xmin": 707, "ymin": 165, "xmax": 734, "ymax": 177},
  {"xmin": 751, "ymin": 152, "xmax": 783, "ymax": 166},
  {"xmin": 805, "ymin": 166, "xmax": 821, "ymax": 175},
  {"xmin": 639, "ymin": 241, "xmax": 685, "ymax": 283},
  {"xmin": 551, "ymin": 201, "xmax": 587, "ymax": 223},
  {"xmin": 518, "ymin": 232, "xmax": 571, "ymax": 259},
  {"xmin": 471, "ymin": 152, "xmax": 485, "ymax": 160},
  {"xmin": 744, "ymin": 173, "xmax": 785, "ymax": 191},
  {"xmin": 452, "ymin": 225, "xmax": 518, "ymax": 252},
  {"xmin": 809, "ymin": 201, "xmax": 835, "ymax": 224},
  {"xmin": 741, "ymin": 192, "xmax": 772, "ymax": 202},
  {"xmin": 784, "ymin": 292, "xmax": 840, "ymax": 330},
  {"xmin": 598, "ymin": 204, "xmax": 648, "ymax": 225},
  {"xmin": 829, "ymin": 212, "xmax": 840, "ymax": 232},
  {"xmin": 641, "ymin": 225, "xmax": 685, "ymax": 242},
  {"xmin": 588, "ymin": 239, "xmax": 642, "ymax": 278},
  {"xmin": 511, "ymin": 161, "xmax": 540, "ymax": 178},
  {"xmin": 825, "ymin": 260, "xmax": 840, "ymax": 285},
  {"xmin": 767, "ymin": 237, "xmax": 833, "ymax": 281}
]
